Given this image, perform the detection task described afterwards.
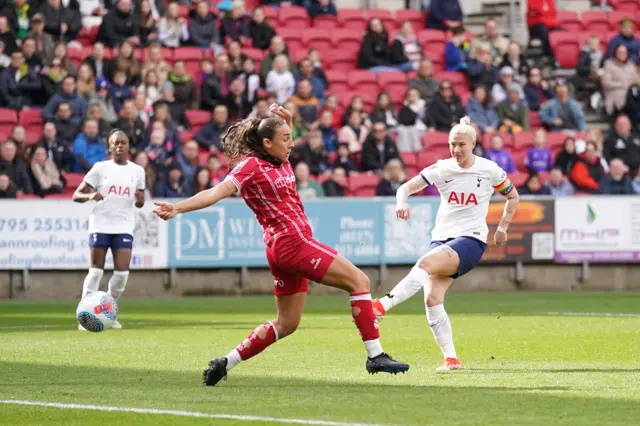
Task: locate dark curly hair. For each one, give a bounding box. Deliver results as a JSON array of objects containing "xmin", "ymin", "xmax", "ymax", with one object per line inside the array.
[{"xmin": 222, "ymin": 116, "xmax": 286, "ymax": 165}]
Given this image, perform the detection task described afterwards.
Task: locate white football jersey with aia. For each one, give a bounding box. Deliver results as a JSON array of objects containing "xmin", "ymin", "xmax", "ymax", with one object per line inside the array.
[
  {"xmin": 83, "ymin": 160, "xmax": 145, "ymax": 235},
  {"xmin": 419, "ymin": 156, "xmax": 513, "ymax": 243}
]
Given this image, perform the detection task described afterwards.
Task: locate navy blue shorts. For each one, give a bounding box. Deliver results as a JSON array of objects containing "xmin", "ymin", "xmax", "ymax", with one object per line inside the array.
[
  {"xmin": 88, "ymin": 233, "xmax": 134, "ymax": 251},
  {"xmin": 428, "ymin": 237, "xmax": 487, "ymax": 278}
]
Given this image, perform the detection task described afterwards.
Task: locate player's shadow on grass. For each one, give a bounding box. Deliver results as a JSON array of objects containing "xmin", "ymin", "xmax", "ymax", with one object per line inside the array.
[{"xmin": 1, "ymin": 360, "xmax": 639, "ymax": 426}]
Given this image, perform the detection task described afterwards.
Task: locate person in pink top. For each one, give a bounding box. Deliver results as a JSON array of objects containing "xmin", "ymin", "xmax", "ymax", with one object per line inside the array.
[{"xmin": 153, "ymin": 104, "xmax": 409, "ymax": 386}]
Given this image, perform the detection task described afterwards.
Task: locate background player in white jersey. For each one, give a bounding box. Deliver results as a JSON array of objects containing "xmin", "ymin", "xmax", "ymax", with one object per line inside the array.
[
  {"xmin": 372, "ymin": 117, "xmax": 520, "ymax": 371},
  {"xmin": 72, "ymin": 130, "xmax": 145, "ymax": 330}
]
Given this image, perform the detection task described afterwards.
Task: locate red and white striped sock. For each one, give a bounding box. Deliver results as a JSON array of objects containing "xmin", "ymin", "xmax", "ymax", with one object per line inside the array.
[
  {"xmin": 350, "ymin": 292, "xmax": 383, "ymax": 358},
  {"xmin": 226, "ymin": 321, "xmax": 279, "ymax": 372}
]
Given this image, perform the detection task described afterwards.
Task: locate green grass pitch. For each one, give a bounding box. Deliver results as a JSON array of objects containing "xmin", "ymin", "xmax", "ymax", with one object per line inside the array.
[{"xmin": 1, "ymin": 292, "xmax": 640, "ymax": 425}]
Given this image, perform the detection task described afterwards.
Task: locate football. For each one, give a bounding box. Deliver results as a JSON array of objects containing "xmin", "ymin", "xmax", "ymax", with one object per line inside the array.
[{"xmin": 76, "ymin": 291, "xmax": 118, "ymax": 332}]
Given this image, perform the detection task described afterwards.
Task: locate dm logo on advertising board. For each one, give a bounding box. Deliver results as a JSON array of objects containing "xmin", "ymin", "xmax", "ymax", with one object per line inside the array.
[{"xmin": 172, "ymin": 208, "xmax": 225, "ymax": 263}]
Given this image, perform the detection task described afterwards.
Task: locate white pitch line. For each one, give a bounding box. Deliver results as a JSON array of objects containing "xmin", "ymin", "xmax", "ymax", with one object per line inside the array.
[
  {"xmin": 544, "ymin": 311, "xmax": 640, "ymax": 318},
  {"xmin": 0, "ymin": 400, "xmax": 396, "ymax": 426}
]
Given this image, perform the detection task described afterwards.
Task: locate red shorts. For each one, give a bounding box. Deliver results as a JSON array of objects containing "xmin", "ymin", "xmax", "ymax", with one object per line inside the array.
[{"xmin": 265, "ymin": 232, "xmax": 338, "ymax": 297}]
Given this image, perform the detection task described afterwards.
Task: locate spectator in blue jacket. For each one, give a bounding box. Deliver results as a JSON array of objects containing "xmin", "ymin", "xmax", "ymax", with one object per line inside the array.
[
  {"xmin": 444, "ymin": 27, "xmax": 469, "ymax": 71},
  {"xmin": 539, "ymin": 82, "xmax": 585, "ymax": 131},
  {"xmin": 72, "ymin": 119, "xmax": 107, "ymax": 173},
  {"xmin": 523, "ymin": 67, "xmax": 554, "ymax": 111},
  {"xmin": 308, "ymin": 0, "xmax": 337, "ymax": 18},
  {"xmin": 427, "ymin": 0, "xmax": 463, "ymax": 31},
  {"xmin": 194, "ymin": 105, "xmax": 229, "ymax": 152},
  {"xmin": 466, "ymin": 86, "xmax": 499, "ymax": 133},
  {"xmin": 607, "ymin": 18, "xmax": 639, "ymax": 63},
  {"xmin": 599, "ymin": 158, "xmax": 634, "ymax": 195},
  {"xmin": 43, "ymin": 75, "xmax": 89, "ymax": 125},
  {"xmin": 108, "ymin": 70, "xmax": 134, "ymax": 114},
  {"xmin": 0, "ymin": 51, "xmax": 41, "ymax": 110}
]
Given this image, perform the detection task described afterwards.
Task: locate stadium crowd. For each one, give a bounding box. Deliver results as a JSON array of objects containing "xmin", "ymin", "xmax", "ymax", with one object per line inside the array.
[{"xmin": 0, "ymin": 0, "xmax": 639, "ymax": 200}]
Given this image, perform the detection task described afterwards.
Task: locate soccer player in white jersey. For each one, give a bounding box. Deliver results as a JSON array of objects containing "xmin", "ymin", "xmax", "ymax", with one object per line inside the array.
[
  {"xmin": 73, "ymin": 130, "xmax": 145, "ymax": 330},
  {"xmin": 372, "ymin": 117, "xmax": 520, "ymax": 371}
]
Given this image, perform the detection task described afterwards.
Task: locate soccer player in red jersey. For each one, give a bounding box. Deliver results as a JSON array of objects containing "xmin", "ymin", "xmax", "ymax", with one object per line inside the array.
[{"xmin": 154, "ymin": 104, "xmax": 409, "ymax": 386}]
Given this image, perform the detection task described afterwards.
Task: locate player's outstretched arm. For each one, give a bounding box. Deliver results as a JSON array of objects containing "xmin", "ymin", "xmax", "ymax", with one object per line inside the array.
[
  {"xmin": 153, "ymin": 179, "xmax": 237, "ymax": 220},
  {"xmin": 395, "ymin": 175, "xmax": 429, "ymax": 221},
  {"xmin": 494, "ymin": 187, "xmax": 520, "ymax": 246},
  {"xmin": 72, "ymin": 182, "xmax": 102, "ymax": 203}
]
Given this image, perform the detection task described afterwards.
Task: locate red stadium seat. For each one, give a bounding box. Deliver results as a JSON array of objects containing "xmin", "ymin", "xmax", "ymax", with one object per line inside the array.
[
  {"xmin": 67, "ymin": 46, "xmax": 83, "ymax": 67},
  {"xmin": 509, "ymin": 171, "xmax": 528, "ymax": 188},
  {"xmin": 537, "ymin": 171, "xmax": 550, "ymax": 185},
  {"xmin": 418, "ymin": 29, "xmax": 446, "ymax": 55},
  {"xmin": 512, "ymin": 151, "xmax": 528, "ymax": 172},
  {"xmin": 400, "ymin": 152, "xmax": 418, "ymax": 170},
  {"xmin": 302, "ymin": 29, "xmax": 332, "ymax": 55},
  {"xmin": 326, "ymin": 50, "xmax": 357, "ymax": 72},
  {"xmin": 63, "ymin": 173, "xmax": 84, "ymax": 190},
  {"xmin": 26, "ymin": 129, "xmax": 41, "ymax": 145},
  {"xmin": 546, "ymin": 131, "xmax": 567, "ymax": 149},
  {"xmin": 313, "ymin": 16, "xmax": 339, "ymax": 30},
  {"xmin": 338, "ymin": 9, "xmax": 367, "ymax": 32},
  {"xmin": 549, "ymin": 32, "xmax": 580, "ymax": 68},
  {"xmin": 180, "ymin": 130, "xmax": 194, "ymax": 144},
  {"xmin": 278, "ymin": 28, "xmax": 304, "ymax": 53},
  {"xmin": 435, "ymin": 71, "xmax": 468, "ymax": 94},
  {"xmin": 16, "ymin": 193, "xmax": 40, "ymax": 199},
  {"xmin": 331, "ymin": 29, "xmax": 364, "ymax": 55},
  {"xmin": 529, "ymin": 111, "xmax": 541, "ymax": 130},
  {"xmin": 377, "ymin": 72, "xmax": 408, "ymax": 103},
  {"xmin": 340, "ymin": 91, "xmax": 376, "ymax": 110},
  {"xmin": 609, "ymin": 11, "xmax": 632, "ymax": 30},
  {"xmin": 0, "ymin": 108, "xmax": 17, "ymax": 135},
  {"xmin": 513, "ymin": 131, "xmax": 535, "ymax": 151},
  {"xmin": 173, "ymin": 47, "xmax": 204, "ymax": 62},
  {"xmin": 19, "ymin": 109, "xmax": 43, "ymax": 127},
  {"xmin": 582, "ymin": 11, "xmax": 613, "ymax": 33},
  {"xmin": 327, "ymin": 152, "xmax": 337, "ymax": 164},
  {"xmin": 395, "ymin": 9, "xmax": 424, "ymax": 33},
  {"xmin": 610, "ymin": 0, "xmax": 640, "ymax": 11},
  {"xmin": 348, "ymin": 173, "xmax": 379, "ymax": 196},
  {"xmin": 417, "ymin": 148, "xmax": 450, "ymax": 166},
  {"xmin": 325, "ymin": 70, "xmax": 348, "ymax": 95},
  {"xmin": 459, "ymin": 91, "xmax": 472, "ymax": 107},
  {"xmin": 262, "ymin": 6, "xmax": 278, "ymax": 20},
  {"xmin": 185, "ymin": 110, "xmax": 211, "ymax": 132},
  {"xmin": 279, "ymin": 6, "xmax": 310, "ymax": 30},
  {"xmin": 367, "ymin": 9, "xmax": 395, "ymax": 28},
  {"xmin": 557, "ymin": 10, "xmax": 582, "ymax": 33},
  {"xmin": 77, "ymin": 25, "xmax": 99, "ymax": 46},
  {"xmin": 422, "ymin": 131, "xmax": 449, "ymax": 148},
  {"xmin": 316, "ymin": 171, "xmax": 332, "ymax": 184},
  {"xmin": 243, "ymin": 47, "xmax": 264, "ymax": 62},
  {"xmin": 347, "ymin": 70, "xmax": 378, "ymax": 93}
]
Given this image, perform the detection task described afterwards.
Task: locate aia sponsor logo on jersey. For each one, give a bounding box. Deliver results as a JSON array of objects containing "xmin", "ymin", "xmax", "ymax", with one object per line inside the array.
[
  {"xmin": 107, "ymin": 186, "xmax": 132, "ymax": 197},
  {"xmin": 447, "ymin": 192, "xmax": 478, "ymax": 205},
  {"xmin": 274, "ymin": 174, "xmax": 296, "ymax": 188}
]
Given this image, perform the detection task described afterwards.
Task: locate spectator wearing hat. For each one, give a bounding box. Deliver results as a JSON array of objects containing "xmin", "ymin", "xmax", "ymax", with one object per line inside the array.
[
  {"xmin": 607, "ymin": 18, "xmax": 639, "ymax": 63},
  {"xmin": 496, "ymin": 82, "xmax": 530, "ymax": 133},
  {"xmin": 491, "ymin": 66, "xmax": 524, "ymax": 104},
  {"xmin": 540, "ymin": 82, "xmax": 585, "ymax": 131},
  {"xmin": 89, "ymin": 76, "xmax": 118, "ymax": 124},
  {"xmin": 43, "ymin": 75, "xmax": 88, "ymax": 125},
  {"xmin": 28, "ymin": 13, "xmax": 54, "ymax": 63},
  {"xmin": 154, "ymin": 162, "xmax": 188, "ymax": 198}
]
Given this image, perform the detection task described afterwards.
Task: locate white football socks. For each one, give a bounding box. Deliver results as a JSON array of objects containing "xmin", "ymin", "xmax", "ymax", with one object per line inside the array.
[
  {"xmin": 225, "ymin": 349, "xmax": 242, "ymax": 372},
  {"xmin": 426, "ymin": 304, "xmax": 457, "ymax": 359},
  {"xmin": 107, "ymin": 271, "xmax": 129, "ymax": 302},
  {"xmin": 81, "ymin": 267, "xmax": 104, "ymax": 298},
  {"xmin": 380, "ymin": 266, "xmax": 429, "ymax": 312}
]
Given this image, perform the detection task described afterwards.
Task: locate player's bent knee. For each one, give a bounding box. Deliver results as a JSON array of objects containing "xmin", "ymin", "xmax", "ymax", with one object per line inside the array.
[
  {"xmin": 273, "ymin": 318, "xmax": 300, "ymax": 339},
  {"xmin": 350, "ymin": 270, "xmax": 370, "ymax": 294},
  {"xmin": 425, "ymin": 293, "xmax": 445, "ymax": 307}
]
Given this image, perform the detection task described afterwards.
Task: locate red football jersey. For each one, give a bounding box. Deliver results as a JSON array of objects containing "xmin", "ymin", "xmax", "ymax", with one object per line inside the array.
[{"xmin": 227, "ymin": 157, "xmax": 310, "ymax": 238}]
